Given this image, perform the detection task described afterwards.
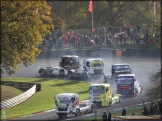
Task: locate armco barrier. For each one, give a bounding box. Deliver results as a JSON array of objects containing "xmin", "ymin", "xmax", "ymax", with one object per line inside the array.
[{"xmin": 1, "ymin": 85, "xmax": 36, "ymax": 109}]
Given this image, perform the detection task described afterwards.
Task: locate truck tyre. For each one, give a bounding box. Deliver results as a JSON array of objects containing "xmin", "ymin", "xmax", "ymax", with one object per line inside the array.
[
  {"xmin": 75, "ymin": 109, "xmax": 81, "ymax": 116},
  {"xmin": 39, "ymin": 69, "xmax": 47, "ymax": 76},
  {"xmin": 83, "ymin": 73, "xmax": 87, "ymax": 79},
  {"xmin": 109, "ymin": 98, "xmax": 112, "ymax": 106},
  {"xmin": 91, "ymin": 105, "xmax": 95, "ymax": 112},
  {"xmin": 59, "ymin": 70, "xmax": 65, "ymax": 76},
  {"xmin": 68, "ymin": 71, "xmax": 73, "ymax": 79}
]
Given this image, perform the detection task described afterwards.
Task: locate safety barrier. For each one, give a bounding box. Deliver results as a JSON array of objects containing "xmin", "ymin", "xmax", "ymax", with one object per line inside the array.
[
  {"xmin": 1, "ymin": 85, "xmax": 36, "ymax": 109},
  {"xmin": 37, "ymin": 48, "xmax": 161, "ymax": 59}
]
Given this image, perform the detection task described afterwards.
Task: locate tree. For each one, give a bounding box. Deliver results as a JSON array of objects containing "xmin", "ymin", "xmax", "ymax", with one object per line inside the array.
[
  {"xmin": 145, "ymin": 66, "xmax": 161, "ymax": 100},
  {"xmin": 1, "ymin": 1, "xmax": 54, "ymax": 76}
]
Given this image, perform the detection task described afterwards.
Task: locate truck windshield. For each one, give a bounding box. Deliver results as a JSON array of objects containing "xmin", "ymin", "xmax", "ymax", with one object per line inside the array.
[
  {"xmin": 114, "ymin": 65, "xmax": 130, "ymax": 71},
  {"xmin": 89, "ymin": 86, "xmax": 105, "ymax": 94},
  {"xmin": 61, "ymin": 57, "xmax": 79, "ymax": 64},
  {"xmin": 117, "ymin": 77, "xmax": 134, "ymax": 84},
  {"xmin": 55, "ymin": 99, "xmax": 71, "ymax": 104}
]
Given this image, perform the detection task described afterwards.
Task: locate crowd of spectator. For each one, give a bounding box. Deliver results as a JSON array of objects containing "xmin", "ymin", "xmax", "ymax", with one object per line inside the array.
[{"xmin": 37, "ymin": 23, "xmax": 158, "ymax": 50}]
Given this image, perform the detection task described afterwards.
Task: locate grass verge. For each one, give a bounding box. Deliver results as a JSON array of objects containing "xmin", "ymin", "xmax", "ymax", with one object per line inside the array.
[
  {"xmin": 1, "ymin": 85, "xmax": 23, "ymax": 101},
  {"xmin": 1, "ymin": 77, "xmax": 90, "ymax": 119}
]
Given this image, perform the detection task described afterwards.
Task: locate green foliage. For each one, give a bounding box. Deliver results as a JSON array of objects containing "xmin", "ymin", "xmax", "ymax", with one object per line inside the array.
[
  {"xmin": 1, "ymin": 1, "xmax": 54, "ymax": 76},
  {"xmin": 145, "ymin": 66, "xmax": 161, "ymax": 100}
]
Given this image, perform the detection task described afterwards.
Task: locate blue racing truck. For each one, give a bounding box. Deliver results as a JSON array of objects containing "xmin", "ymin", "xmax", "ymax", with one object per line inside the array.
[{"xmin": 116, "ymin": 74, "xmax": 143, "ymax": 96}]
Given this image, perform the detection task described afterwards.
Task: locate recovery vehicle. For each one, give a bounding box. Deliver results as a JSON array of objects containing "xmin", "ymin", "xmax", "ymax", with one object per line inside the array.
[
  {"xmin": 54, "ymin": 93, "xmax": 95, "ymax": 118},
  {"xmin": 88, "ymin": 83, "xmax": 122, "ymax": 106}
]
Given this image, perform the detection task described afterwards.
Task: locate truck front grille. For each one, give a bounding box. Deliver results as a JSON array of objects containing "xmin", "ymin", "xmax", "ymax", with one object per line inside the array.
[
  {"xmin": 94, "ymin": 69, "xmax": 103, "ymax": 75},
  {"xmin": 58, "ymin": 107, "xmax": 67, "ymax": 111}
]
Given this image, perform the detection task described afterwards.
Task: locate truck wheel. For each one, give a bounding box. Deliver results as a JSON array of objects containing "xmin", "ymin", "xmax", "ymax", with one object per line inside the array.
[
  {"xmin": 59, "ymin": 70, "xmax": 65, "ymax": 76},
  {"xmin": 83, "ymin": 73, "xmax": 87, "ymax": 79},
  {"xmin": 91, "ymin": 105, "xmax": 95, "ymax": 112},
  {"xmin": 109, "ymin": 98, "xmax": 112, "ymax": 106},
  {"xmin": 75, "ymin": 109, "xmax": 81, "ymax": 116},
  {"xmin": 68, "ymin": 72, "xmax": 73, "ymax": 79},
  {"xmin": 39, "ymin": 69, "xmax": 47, "ymax": 76}
]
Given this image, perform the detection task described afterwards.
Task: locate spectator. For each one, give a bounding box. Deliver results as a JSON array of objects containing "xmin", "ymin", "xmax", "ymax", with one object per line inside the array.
[
  {"xmin": 130, "ymin": 33, "xmax": 133, "ymax": 44},
  {"xmin": 133, "ymin": 33, "xmax": 137, "ymax": 44},
  {"xmin": 143, "ymin": 106, "xmax": 149, "ymax": 116},
  {"xmin": 102, "ymin": 112, "xmax": 107, "ymax": 121},
  {"xmin": 107, "ymin": 111, "xmax": 112, "ymax": 121},
  {"xmin": 108, "ymin": 25, "xmax": 112, "ymax": 34},
  {"xmin": 158, "ymin": 100, "xmax": 162, "ymax": 115},
  {"xmin": 136, "ymin": 24, "xmax": 141, "ymax": 33},
  {"xmin": 153, "ymin": 102, "xmax": 157, "ymax": 114},
  {"xmin": 149, "ymin": 104, "xmax": 154, "ymax": 115},
  {"xmin": 126, "ymin": 24, "xmax": 130, "ymax": 37},
  {"xmin": 119, "ymin": 34, "xmax": 123, "ymax": 44},
  {"xmin": 122, "ymin": 108, "xmax": 126, "ymax": 116},
  {"xmin": 95, "ymin": 35, "xmax": 99, "ymax": 45},
  {"xmin": 123, "ymin": 34, "xmax": 127, "ymax": 43},
  {"xmin": 145, "ymin": 31, "xmax": 149, "ymax": 43},
  {"xmin": 132, "ymin": 112, "xmax": 135, "ymax": 116}
]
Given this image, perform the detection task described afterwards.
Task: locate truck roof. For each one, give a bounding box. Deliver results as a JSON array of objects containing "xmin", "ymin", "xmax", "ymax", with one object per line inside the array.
[
  {"xmin": 55, "ymin": 93, "xmax": 77, "ymax": 97},
  {"xmin": 61, "ymin": 55, "xmax": 79, "ymax": 58},
  {"xmin": 89, "ymin": 83, "xmax": 110, "ymax": 87},
  {"xmin": 117, "ymin": 74, "xmax": 135, "ymax": 77},
  {"xmin": 86, "ymin": 58, "xmax": 103, "ymax": 61},
  {"xmin": 113, "ymin": 63, "xmax": 129, "ymax": 66}
]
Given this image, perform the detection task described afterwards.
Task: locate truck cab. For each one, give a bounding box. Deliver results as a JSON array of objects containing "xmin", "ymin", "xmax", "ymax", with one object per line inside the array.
[
  {"xmin": 88, "ymin": 84, "xmax": 121, "ymax": 106},
  {"xmin": 116, "ymin": 74, "xmax": 143, "ymax": 96},
  {"xmin": 83, "ymin": 58, "xmax": 105, "ymax": 78},
  {"xmin": 54, "ymin": 93, "xmax": 80, "ymax": 118},
  {"xmin": 111, "ymin": 63, "xmax": 132, "ymax": 80}
]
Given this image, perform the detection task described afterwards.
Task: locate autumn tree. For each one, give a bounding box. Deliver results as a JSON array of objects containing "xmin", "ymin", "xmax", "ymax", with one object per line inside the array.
[
  {"xmin": 1, "ymin": 1, "xmax": 54, "ymax": 76},
  {"xmin": 145, "ymin": 66, "xmax": 161, "ymax": 100}
]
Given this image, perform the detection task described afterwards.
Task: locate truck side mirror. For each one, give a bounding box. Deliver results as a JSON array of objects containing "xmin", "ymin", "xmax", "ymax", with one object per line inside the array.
[{"xmin": 72, "ymin": 97, "xmax": 75, "ymax": 103}]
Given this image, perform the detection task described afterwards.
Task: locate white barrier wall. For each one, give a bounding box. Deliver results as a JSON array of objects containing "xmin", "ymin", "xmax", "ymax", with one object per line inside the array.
[{"xmin": 1, "ymin": 85, "xmax": 36, "ymax": 109}]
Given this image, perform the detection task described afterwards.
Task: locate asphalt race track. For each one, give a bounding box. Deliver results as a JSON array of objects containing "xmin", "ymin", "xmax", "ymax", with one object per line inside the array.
[{"xmin": 2, "ymin": 57, "xmax": 161, "ymax": 121}]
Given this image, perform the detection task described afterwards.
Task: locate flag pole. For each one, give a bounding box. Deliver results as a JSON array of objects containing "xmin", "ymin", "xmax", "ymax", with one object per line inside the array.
[{"xmin": 92, "ymin": 1, "xmax": 93, "ymax": 37}]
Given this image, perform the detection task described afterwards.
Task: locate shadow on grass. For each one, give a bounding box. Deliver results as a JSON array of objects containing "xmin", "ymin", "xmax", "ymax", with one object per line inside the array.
[
  {"xmin": 31, "ymin": 77, "xmax": 53, "ymax": 83},
  {"xmin": 50, "ymin": 80, "xmax": 81, "ymax": 87}
]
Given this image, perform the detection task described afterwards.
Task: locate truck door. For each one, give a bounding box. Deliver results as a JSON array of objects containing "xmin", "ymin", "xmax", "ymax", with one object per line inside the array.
[{"xmin": 86, "ymin": 61, "xmax": 93, "ymax": 73}]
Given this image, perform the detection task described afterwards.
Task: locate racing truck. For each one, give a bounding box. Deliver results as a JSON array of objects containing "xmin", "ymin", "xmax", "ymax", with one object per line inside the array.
[
  {"xmin": 88, "ymin": 83, "xmax": 122, "ymax": 107},
  {"xmin": 111, "ymin": 63, "xmax": 132, "ymax": 81},
  {"xmin": 68, "ymin": 58, "xmax": 105, "ymax": 79},
  {"xmin": 54, "ymin": 93, "xmax": 96, "ymax": 118},
  {"xmin": 116, "ymin": 74, "xmax": 143, "ymax": 96},
  {"xmin": 38, "ymin": 55, "xmax": 79, "ymax": 77}
]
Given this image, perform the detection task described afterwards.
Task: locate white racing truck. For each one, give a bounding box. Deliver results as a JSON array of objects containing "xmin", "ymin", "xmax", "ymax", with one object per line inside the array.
[
  {"xmin": 54, "ymin": 93, "xmax": 95, "ymax": 118},
  {"xmin": 38, "ymin": 55, "xmax": 80, "ymax": 77},
  {"xmin": 68, "ymin": 58, "xmax": 105, "ymax": 79}
]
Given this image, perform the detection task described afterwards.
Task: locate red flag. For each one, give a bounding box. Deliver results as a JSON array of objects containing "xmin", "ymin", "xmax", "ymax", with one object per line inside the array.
[
  {"xmin": 88, "ymin": 0, "xmax": 92, "ymax": 12},
  {"xmin": 154, "ymin": 1, "xmax": 156, "ymax": 14}
]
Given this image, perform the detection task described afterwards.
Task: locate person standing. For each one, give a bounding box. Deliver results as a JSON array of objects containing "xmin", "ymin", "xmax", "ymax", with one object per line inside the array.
[
  {"xmin": 143, "ymin": 106, "xmax": 149, "ymax": 116},
  {"xmin": 107, "ymin": 111, "xmax": 112, "ymax": 121},
  {"xmin": 108, "ymin": 25, "xmax": 112, "ymax": 34},
  {"xmin": 102, "ymin": 112, "xmax": 107, "ymax": 121},
  {"xmin": 122, "ymin": 108, "xmax": 126, "ymax": 116},
  {"xmin": 136, "ymin": 24, "xmax": 141, "ymax": 33}
]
